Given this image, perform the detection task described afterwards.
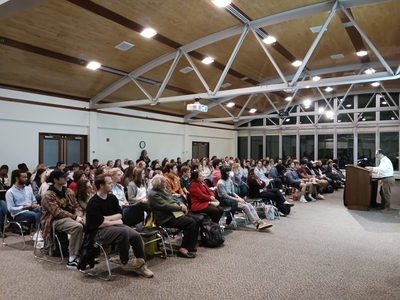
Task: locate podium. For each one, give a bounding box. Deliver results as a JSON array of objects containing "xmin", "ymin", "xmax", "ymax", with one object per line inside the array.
[{"xmin": 343, "ymin": 165, "xmax": 372, "ymax": 211}]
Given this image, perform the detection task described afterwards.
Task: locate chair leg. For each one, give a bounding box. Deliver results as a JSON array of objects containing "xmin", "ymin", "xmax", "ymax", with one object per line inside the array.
[
  {"xmin": 3, "ymin": 221, "xmax": 31, "ymax": 250},
  {"xmin": 80, "ymin": 243, "xmax": 112, "ymax": 281},
  {"xmin": 34, "ymin": 224, "xmax": 65, "ymax": 264},
  {"xmin": 160, "ymin": 227, "xmax": 173, "ymax": 256}
]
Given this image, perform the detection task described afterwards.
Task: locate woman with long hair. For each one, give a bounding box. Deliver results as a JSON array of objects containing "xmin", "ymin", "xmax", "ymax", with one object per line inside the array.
[
  {"xmin": 231, "ymin": 163, "xmax": 248, "ymax": 198},
  {"xmin": 127, "ymin": 167, "xmax": 150, "ymax": 214},
  {"xmin": 217, "ymin": 167, "xmax": 272, "ymax": 230},
  {"xmin": 113, "ymin": 159, "xmax": 124, "ymax": 171},
  {"xmin": 75, "ymin": 179, "xmax": 94, "ymax": 216},
  {"xmin": 188, "ymin": 171, "xmax": 223, "ymax": 223},
  {"xmin": 247, "ymin": 167, "xmax": 293, "ymax": 216},
  {"xmin": 123, "ymin": 166, "xmax": 135, "ymax": 188},
  {"xmin": 32, "ymin": 168, "xmax": 46, "ymax": 196},
  {"xmin": 105, "ymin": 168, "xmax": 128, "ymax": 206}
]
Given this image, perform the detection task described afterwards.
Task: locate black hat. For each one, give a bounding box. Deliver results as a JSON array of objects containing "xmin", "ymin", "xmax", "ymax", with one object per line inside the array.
[{"xmin": 49, "ymin": 170, "xmax": 68, "ymax": 182}]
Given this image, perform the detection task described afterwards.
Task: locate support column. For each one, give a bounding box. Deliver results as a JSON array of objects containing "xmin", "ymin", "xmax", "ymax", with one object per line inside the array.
[{"xmin": 88, "ymin": 111, "xmax": 97, "ymax": 163}]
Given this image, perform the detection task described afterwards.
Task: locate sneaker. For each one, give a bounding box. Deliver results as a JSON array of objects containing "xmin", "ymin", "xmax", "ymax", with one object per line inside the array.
[
  {"xmin": 121, "ymin": 257, "xmax": 145, "ymax": 271},
  {"xmin": 299, "ymin": 196, "xmax": 308, "ymax": 203},
  {"xmin": 309, "ymin": 195, "xmax": 317, "ymax": 202},
  {"xmin": 316, "ymin": 194, "xmax": 325, "ymax": 200},
  {"xmin": 109, "ymin": 255, "xmax": 121, "ymax": 264},
  {"xmin": 257, "ymin": 222, "xmax": 273, "ymax": 230},
  {"xmin": 278, "ymin": 211, "xmax": 286, "ymax": 217},
  {"xmin": 67, "ymin": 258, "xmax": 79, "ymax": 269},
  {"xmin": 134, "ymin": 264, "xmax": 154, "ymax": 278}
]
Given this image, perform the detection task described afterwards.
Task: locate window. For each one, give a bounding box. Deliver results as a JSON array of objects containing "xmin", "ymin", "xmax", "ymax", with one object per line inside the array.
[
  {"xmin": 300, "ymin": 135, "xmax": 314, "ymax": 161},
  {"xmin": 266, "ymin": 135, "xmax": 279, "ymax": 160},
  {"xmin": 380, "ymin": 132, "xmax": 399, "ymax": 171},
  {"xmin": 192, "ymin": 142, "xmax": 209, "ymax": 159},
  {"xmin": 357, "ymin": 133, "xmax": 375, "ymax": 165},
  {"xmin": 318, "ymin": 134, "xmax": 333, "ymax": 160},
  {"xmin": 251, "ymin": 136, "xmax": 263, "ymax": 159},
  {"xmin": 238, "ymin": 137, "xmax": 248, "ymax": 160},
  {"xmin": 282, "ymin": 135, "xmax": 296, "ymax": 159},
  {"xmin": 337, "ymin": 134, "xmax": 354, "ymax": 169}
]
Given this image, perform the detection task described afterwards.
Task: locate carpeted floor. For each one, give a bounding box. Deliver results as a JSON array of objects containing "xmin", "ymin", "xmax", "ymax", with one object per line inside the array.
[{"xmin": 1, "ymin": 182, "xmax": 400, "ymax": 300}]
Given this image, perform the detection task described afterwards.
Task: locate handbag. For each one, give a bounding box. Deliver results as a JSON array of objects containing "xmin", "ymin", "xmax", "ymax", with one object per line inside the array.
[{"xmin": 209, "ymin": 200, "xmax": 220, "ymax": 207}]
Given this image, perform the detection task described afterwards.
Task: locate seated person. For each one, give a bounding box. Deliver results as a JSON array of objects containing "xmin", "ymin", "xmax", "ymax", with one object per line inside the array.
[
  {"xmin": 255, "ymin": 160, "xmax": 273, "ymax": 187},
  {"xmin": 179, "ymin": 166, "xmax": 191, "ymax": 195},
  {"xmin": 0, "ymin": 199, "xmax": 8, "ymax": 238},
  {"xmin": 298, "ymin": 160, "xmax": 325, "ymax": 200},
  {"xmin": 217, "ymin": 167, "xmax": 272, "ymax": 231},
  {"xmin": 74, "ymin": 179, "xmax": 94, "ymax": 217},
  {"xmin": 83, "ymin": 174, "xmax": 153, "ymax": 277},
  {"xmin": 148, "ymin": 175, "xmax": 200, "ymax": 259},
  {"xmin": 211, "ymin": 159, "xmax": 223, "ymax": 187},
  {"xmin": 41, "ymin": 170, "xmax": 84, "ymax": 269},
  {"xmin": 6, "ymin": 169, "xmax": 42, "ymax": 230},
  {"xmin": 247, "ymin": 167, "xmax": 293, "ymax": 216},
  {"xmin": 188, "ymin": 171, "xmax": 223, "ymax": 223},
  {"xmin": 285, "ymin": 161, "xmax": 316, "ymax": 203},
  {"xmin": 68, "ymin": 170, "xmax": 86, "ymax": 191},
  {"xmin": 231, "ymin": 163, "xmax": 248, "ymax": 198},
  {"xmin": 305, "ymin": 161, "xmax": 328, "ymax": 198},
  {"xmin": 105, "ymin": 168, "xmax": 128, "ymax": 207},
  {"xmin": 127, "ymin": 167, "xmax": 150, "ymax": 214},
  {"xmin": 164, "ymin": 163, "xmax": 186, "ymax": 204}
]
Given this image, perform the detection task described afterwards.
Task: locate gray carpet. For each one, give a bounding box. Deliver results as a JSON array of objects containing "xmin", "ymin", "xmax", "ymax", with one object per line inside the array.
[{"xmin": 1, "ymin": 183, "xmax": 400, "ymax": 300}]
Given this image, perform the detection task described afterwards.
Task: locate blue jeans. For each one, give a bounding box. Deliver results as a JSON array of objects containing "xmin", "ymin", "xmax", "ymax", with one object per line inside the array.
[
  {"xmin": 14, "ymin": 206, "xmax": 42, "ymax": 229},
  {"xmin": 0, "ymin": 200, "xmax": 7, "ymax": 226}
]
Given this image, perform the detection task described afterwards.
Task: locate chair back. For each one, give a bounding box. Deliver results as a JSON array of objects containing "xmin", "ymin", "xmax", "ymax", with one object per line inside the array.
[{"xmin": 122, "ymin": 204, "xmax": 145, "ymax": 227}]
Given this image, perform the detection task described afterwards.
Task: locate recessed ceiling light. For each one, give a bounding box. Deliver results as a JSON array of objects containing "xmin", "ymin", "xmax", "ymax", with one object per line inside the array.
[
  {"xmin": 365, "ymin": 68, "xmax": 375, "ymax": 74},
  {"xmin": 211, "ymin": 0, "xmax": 231, "ymax": 7},
  {"xmin": 318, "ymin": 107, "xmax": 324, "ymax": 113},
  {"xmin": 179, "ymin": 66, "xmax": 193, "ymax": 74},
  {"xmin": 356, "ymin": 50, "xmax": 368, "ymax": 57},
  {"xmin": 202, "ymin": 57, "xmax": 214, "ymax": 64},
  {"xmin": 305, "ymin": 106, "xmax": 310, "ymax": 109},
  {"xmin": 306, "ymin": 86, "xmax": 310, "ymax": 89},
  {"xmin": 227, "ymin": 102, "xmax": 235, "ymax": 107},
  {"xmin": 292, "ymin": 60, "xmax": 302, "ymax": 67},
  {"xmin": 263, "ymin": 36, "xmax": 276, "ymax": 44},
  {"xmin": 86, "ymin": 61, "xmax": 101, "ymax": 70},
  {"xmin": 326, "ymin": 111, "xmax": 334, "ymax": 118},
  {"xmin": 249, "ymin": 108, "xmax": 257, "ymax": 113},
  {"xmin": 331, "ymin": 54, "xmax": 344, "ymax": 60},
  {"xmin": 325, "ymin": 87, "xmax": 333, "ymax": 92},
  {"xmin": 115, "ymin": 41, "xmax": 134, "ymax": 51},
  {"xmin": 304, "ymin": 99, "xmax": 311, "ymax": 106},
  {"xmin": 241, "ymin": 76, "xmax": 249, "ymax": 81},
  {"xmin": 285, "ymin": 97, "xmax": 292, "ymax": 101},
  {"xmin": 371, "ymin": 82, "xmax": 380, "ymax": 87},
  {"xmin": 141, "ymin": 28, "xmax": 157, "ymax": 38},
  {"xmin": 221, "ymin": 83, "xmax": 231, "ymax": 88},
  {"xmin": 312, "ymin": 76, "xmax": 321, "ymax": 81},
  {"xmin": 338, "ymin": 120, "xmax": 341, "ymax": 123}
]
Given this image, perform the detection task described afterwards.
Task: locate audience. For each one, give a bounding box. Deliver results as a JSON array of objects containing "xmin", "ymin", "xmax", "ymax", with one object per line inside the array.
[
  {"xmin": 127, "ymin": 167, "xmax": 150, "ymax": 214},
  {"xmin": 106, "ymin": 168, "xmax": 128, "ymax": 206},
  {"xmin": 74, "ymin": 179, "xmax": 94, "ymax": 216},
  {"xmin": 164, "ymin": 163, "xmax": 186, "ymax": 204},
  {"xmin": 0, "ymin": 164, "xmax": 10, "ymax": 190}
]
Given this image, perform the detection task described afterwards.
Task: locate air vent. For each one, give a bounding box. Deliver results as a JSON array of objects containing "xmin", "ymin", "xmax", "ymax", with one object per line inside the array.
[
  {"xmin": 331, "ymin": 54, "xmax": 344, "ymax": 59},
  {"xmin": 115, "ymin": 41, "xmax": 134, "ymax": 51},
  {"xmin": 241, "ymin": 76, "xmax": 249, "ymax": 81},
  {"xmin": 344, "ymin": 71, "xmax": 356, "ymax": 76},
  {"xmin": 310, "ymin": 26, "xmax": 327, "ymax": 33},
  {"xmin": 179, "ymin": 66, "xmax": 193, "ymax": 74},
  {"xmin": 221, "ymin": 83, "xmax": 231, "ymax": 88}
]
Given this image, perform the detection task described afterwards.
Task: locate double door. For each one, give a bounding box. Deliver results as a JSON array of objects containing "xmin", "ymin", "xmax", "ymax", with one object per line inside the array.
[{"xmin": 39, "ymin": 133, "xmax": 87, "ymax": 167}]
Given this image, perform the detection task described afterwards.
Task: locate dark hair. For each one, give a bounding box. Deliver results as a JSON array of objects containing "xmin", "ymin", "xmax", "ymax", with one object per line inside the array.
[
  {"xmin": 246, "ymin": 167, "xmax": 257, "ymax": 185},
  {"xmin": 73, "ymin": 170, "xmax": 85, "ymax": 182},
  {"xmin": 190, "ymin": 163, "xmax": 199, "ymax": 172},
  {"xmin": 300, "ymin": 159, "xmax": 308, "ymax": 165},
  {"xmin": 212, "ymin": 159, "xmax": 222, "ymax": 169},
  {"xmin": 71, "ymin": 162, "xmax": 80, "ymax": 169},
  {"xmin": 75, "ymin": 179, "xmax": 89, "ymax": 202},
  {"xmin": 11, "ymin": 169, "xmax": 25, "ymax": 184},
  {"xmin": 133, "ymin": 168, "xmax": 144, "ymax": 187},
  {"xmin": 221, "ymin": 167, "xmax": 231, "ymax": 181},
  {"xmin": 94, "ymin": 168, "xmax": 104, "ymax": 177},
  {"xmin": 165, "ymin": 163, "xmax": 176, "ymax": 173},
  {"xmin": 181, "ymin": 166, "xmax": 190, "ymax": 173},
  {"xmin": 94, "ymin": 174, "xmax": 110, "ymax": 190},
  {"xmin": 17, "ymin": 163, "xmax": 29, "ymax": 172},
  {"xmin": 0, "ymin": 165, "xmax": 9, "ymax": 171},
  {"xmin": 376, "ymin": 149, "xmax": 386, "ymax": 156},
  {"xmin": 34, "ymin": 168, "xmax": 46, "ymax": 186},
  {"xmin": 56, "ymin": 161, "xmax": 64, "ymax": 168},
  {"xmin": 92, "ymin": 159, "xmax": 99, "ymax": 164},
  {"xmin": 190, "ymin": 170, "xmax": 201, "ymax": 183}
]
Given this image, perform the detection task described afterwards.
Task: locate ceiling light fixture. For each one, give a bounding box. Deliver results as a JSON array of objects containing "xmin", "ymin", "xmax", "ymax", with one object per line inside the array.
[
  {"xmin": 285, "ymin": 118, "xmax": 290, "ymax": 122},
  {"xmin": 382, "ymin": 101, "xmax": 387, "ymax": 105},
  {"xmin": 318, "ymin": 107, "xmax": 324, "ymax": 113},
  {"xmin": 227, "ymin": 102, "xmax": 235, "ymax": 107},
  {"xmin": 304, "ymin": 99, "xmax": 311, "ymax": 106},
  {"xmin": 346, "ymin": 104, "xmax": 352, "ymax": 107},
  {"xmin": 141, "ymin": 28, "xmax": 157, "ymax": 38},
  {"xmin": 263, "ymin": 36, "xmax": 276, "ymax": 44},
  {"xmin": 312, "ymin": 76, "xmax": 321, "ymax": 81},
  {"xmin": 285, "ymin": 97, "xmax": 292, "ymax": 101},
  {"xmin": 292, "ymin": 60, "xmax": 302, "ymax": 67},
  {"xmin": 249, "ymin": 108, "xmax": 257, "ymax": 113},
  {"xmin": 371, "ymin": 82, "xmax": 380, "ymax": 87},
  {"xmin": 202, "ymin": 57, "xmax": 214, "ymax": 64},
  {"xmin": 211, "ymin": 0, "xmax": 231, "ymax": 7},
  {"xmin": 364, "ymin": 68, "xmax": 375, "ymax": 74},
  {"xmin": 326, "ymin": 111, "xmax": 334, "ymax": 118},
  {"xmin": 356, "ymin": 50, "xmax": 368, "ymax": 57},
  {"xmin": 325, "ymin": 87, "xmax": 333, "ymax": 92},
  {"xmin": 86, "ymin": 61, "xmax": 101, "ymax": 70}
]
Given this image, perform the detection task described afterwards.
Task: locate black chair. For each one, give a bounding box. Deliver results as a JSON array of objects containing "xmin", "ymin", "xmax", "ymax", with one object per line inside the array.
[
  {"xmin": 122, "ymin": 205, "xmax": 172, "ymax": 258},
  {"xmin": 33, "ymin": 222, "xmax": 68, "ymax": 264}
]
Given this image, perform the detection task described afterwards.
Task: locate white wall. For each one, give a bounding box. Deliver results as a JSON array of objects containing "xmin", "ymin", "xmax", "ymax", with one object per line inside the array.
[{"xmin": 0, "ymin": 89, "xmax": 236, "ymax": 170}]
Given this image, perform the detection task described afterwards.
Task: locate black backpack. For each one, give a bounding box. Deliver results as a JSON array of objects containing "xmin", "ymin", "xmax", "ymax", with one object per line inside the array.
[{"xmin": 200, "ymin": 219, "xmax": 224, "ymax": 248}]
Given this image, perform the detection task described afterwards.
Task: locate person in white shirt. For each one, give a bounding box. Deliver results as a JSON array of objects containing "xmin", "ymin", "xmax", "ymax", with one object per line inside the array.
[{"xmin": 366, "ymin": 149, "xmax": 395, "ymax": 212}]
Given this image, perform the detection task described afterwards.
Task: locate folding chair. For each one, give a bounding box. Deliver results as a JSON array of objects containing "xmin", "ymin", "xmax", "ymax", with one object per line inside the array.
[
  {"xmin": 122, "ymin": 204, "xmax": 172, "ymax": 258},
  {"xmin": 2, "ymin": 212, "xmax": 34, "ymax": 250},
  {"xmin": 79, "ymin": 242, "xmax": 113, "ymax": 281},
  {"xmin": 33, "ymin": 223, "xmax": 68, "ymax": 264}
]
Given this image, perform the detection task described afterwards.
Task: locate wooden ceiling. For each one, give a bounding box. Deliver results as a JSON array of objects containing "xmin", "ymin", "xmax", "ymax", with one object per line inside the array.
[{"xmin": 0, "ymin": 0, "xmax": 399, "ymax": 125}]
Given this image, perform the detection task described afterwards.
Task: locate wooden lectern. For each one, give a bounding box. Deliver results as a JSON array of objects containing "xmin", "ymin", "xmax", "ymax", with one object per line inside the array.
[{"xmin": 343, "ymin": 165, "xmax": 372, "ymax": 211}]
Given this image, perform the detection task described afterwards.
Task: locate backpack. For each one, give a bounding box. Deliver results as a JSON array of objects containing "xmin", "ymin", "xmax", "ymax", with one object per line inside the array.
[
  {"xmin": 264, "ymin": 204, "xmax": 279, "ymax": 220},
  {"xmin": 324, "ymin": 185, "xmax": 334, "ymax": 193},
  {"xmin": 200, "ymin": 219, "xmax": 224, "ymax": 248}
]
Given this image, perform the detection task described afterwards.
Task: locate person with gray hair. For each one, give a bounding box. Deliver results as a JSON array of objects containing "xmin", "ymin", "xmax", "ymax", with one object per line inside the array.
[
  {"xmin": 366, "ymin": 149, "xmax": 395, "ymax": 212},
  {"xmin": 148, "ymin": 174, "xmax": 200, "ymax": 258}
]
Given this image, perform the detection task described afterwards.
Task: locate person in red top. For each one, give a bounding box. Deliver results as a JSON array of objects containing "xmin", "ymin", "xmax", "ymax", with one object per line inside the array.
[{"xmin": 188, "ymin": 171, "xmax": 223, "ymax": 223}]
